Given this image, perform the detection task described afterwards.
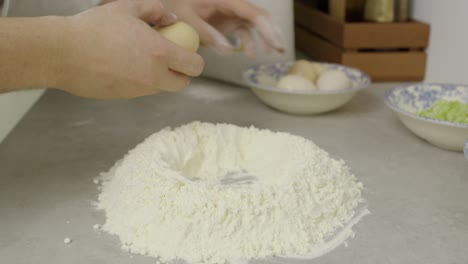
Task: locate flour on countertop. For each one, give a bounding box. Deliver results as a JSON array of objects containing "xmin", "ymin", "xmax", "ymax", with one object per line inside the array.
[
  {"xmin": 96, "ymin": 122, "xmax": 365, "ymax": 264},
  {"xmin": 182, "ymin": 79, "xmax": 243, "ymax": 103},
  {"xmin": 69, "ymin": 118, "xmax": 94, "ymax": 127}
]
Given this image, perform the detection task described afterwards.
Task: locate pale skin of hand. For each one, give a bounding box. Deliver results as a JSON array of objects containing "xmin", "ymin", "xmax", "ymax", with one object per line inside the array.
[
  {"xmin": 102, "ymin": 0, "xmax": 286, "ymax": 57},
  {"xmin": 0, "ymin": 0, "xmax": 204, "ymax": 99},
  {"xmin": 159, "ymin": 0, "xmax": 285, "ymax": 57}
]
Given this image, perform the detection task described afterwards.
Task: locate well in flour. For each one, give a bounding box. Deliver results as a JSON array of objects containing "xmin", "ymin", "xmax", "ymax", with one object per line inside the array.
[{"xmin": 96, "ymin": 122, "xmax": 365, "ymax": 264}]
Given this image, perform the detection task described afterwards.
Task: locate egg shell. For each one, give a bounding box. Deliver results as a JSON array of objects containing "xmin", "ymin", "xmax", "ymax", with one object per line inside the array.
[
  {"xmin": 310, "ymin": 62, "xmax": 328, "ymax": 75},
  {"xmin": 316, "ymin": 70, "xmax": 351, "ymax": 91},
  {"xmin": 288, "ymin": 60, "xmax": 318, "ymax": 82},
  {"xmin": 157, "ymin": 22, "xmax": 200, "ymax": 52},
  {"xmin": 277, "ymin": 74, "xmax": 317, "ymax": 91}
]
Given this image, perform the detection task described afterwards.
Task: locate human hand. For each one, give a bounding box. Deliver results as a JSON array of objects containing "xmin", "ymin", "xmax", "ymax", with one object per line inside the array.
[
  {"xmin": 160, "ymin": 0, "xmax": 285, "ymax": 58},
  {"xmin": 56, "ymin": 0, "xmax": 204, "ymax": 99}
]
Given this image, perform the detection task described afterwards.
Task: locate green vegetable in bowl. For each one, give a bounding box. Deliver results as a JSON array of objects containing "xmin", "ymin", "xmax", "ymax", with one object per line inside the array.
[{"xmin": 418, "ymin": 99, "xmax": 468, "ymax": 124}]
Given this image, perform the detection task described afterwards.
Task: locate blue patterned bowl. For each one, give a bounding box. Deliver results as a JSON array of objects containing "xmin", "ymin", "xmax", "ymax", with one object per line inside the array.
[
  {"xmin": 242, "ymin": 61, "xmax": 370, "ymax": 115},
  {"xmin": 385, "ymin": 83, "xmax": 468, "ymax": 152}
]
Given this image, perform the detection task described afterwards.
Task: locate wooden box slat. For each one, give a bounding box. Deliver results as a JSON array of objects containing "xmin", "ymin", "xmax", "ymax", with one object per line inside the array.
[
  {"xmin": 344, "ymin": 22, "xmax": 430, "ymax": 49},
  {"xmin": 342, "ymin": 52, "xmax": 427, "ymax": 81},
  {"xmin": 294, "ymin": 0, "xmax": 430, "ymax": 49},
  {"xmin": 295, "ymin": 2, "xmax": 345, "ymax": 46},
  {"xmin": 294, "ymin": 0, "xmax": 429, "ymax": 81},
  {"xmin": 296, "ymin": 26, "xmax": 427, "ymax": 81}
]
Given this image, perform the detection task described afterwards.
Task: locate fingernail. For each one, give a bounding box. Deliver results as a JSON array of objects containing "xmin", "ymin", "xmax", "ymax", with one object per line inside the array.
[
  {"xmin": 160, "ymin": 12, "xmax": 178, "ymax": 26},
  {"xmin": 273, "ymin": 26, "xmax": 286, "ymax": 53}
]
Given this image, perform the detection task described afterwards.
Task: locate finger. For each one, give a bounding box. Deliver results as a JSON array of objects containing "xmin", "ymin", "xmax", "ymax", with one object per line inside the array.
[
  {"xmin": 158, "ymin": 12, "xmax": 178, "ymax": 26},
  {"xmin": 211, "ymin": 0, "xmax": 265, "ymax": 24},
  {"xmin": 261, "ymin": 34, "xmax": 274, "ymax": 55},
  {"xmin": 185, "ymin": 16, "xmax": 234, "ymax": 55},
  {"xmin": 107, "ymin": 0, "xmax": 170, "ymax": 24},
  {"xmin": 212, "ymin": 20, "xmax": 253, "ymax": 55},
  {"xmin": 232, "ymin": 25, "xmax": 256, "ymax": 58},
  {"xmin": 213, "ymin": 19, "xmax": 240, "ymax": 34},
  {"xmin": 254, "ymin": 16, "xmax": 285, "ymax": 53},
  {"xmin": 212, "ymin": 0, "xmax": 285, "ymax": 53},
  {"xmin": 158, "ymin": 70, "xmax": 191, "ymax": 92},
  {"xmin": 155, "ymin": 38, "xmax": 205, "ymax": 77}
]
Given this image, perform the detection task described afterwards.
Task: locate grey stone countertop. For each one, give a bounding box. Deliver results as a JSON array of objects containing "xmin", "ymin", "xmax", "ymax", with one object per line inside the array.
[{"xmin": 0, "ymin": 78, "xmax": 467, "ymax": 264}]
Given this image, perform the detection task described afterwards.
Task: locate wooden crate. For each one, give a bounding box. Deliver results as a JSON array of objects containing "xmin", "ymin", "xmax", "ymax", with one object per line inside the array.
[{"xmin": 294, "ymin": 0, "xmax": 430, "ymax": 81}]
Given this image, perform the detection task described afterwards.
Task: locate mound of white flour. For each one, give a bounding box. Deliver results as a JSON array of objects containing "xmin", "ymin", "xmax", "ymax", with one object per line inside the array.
[{"xmin": 96, "ymin": 122, "xmax": 364, "ymax": 264}]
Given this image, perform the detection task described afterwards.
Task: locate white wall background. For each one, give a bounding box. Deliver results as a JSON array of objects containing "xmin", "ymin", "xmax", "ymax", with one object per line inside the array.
[{"xmin": 411, "ymin": 0, "xmax": 468, "ymax": 83}]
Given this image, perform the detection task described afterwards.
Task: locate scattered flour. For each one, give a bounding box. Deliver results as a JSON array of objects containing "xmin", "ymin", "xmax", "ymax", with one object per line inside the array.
[
  {"xmin": 182, "ymin": 79, "xmax": 243, "ymax": 103},
  {"xmin": 96, "ymin": 122, "xmax": 365, "ymax": 264},
  {"xmin": 69, "ymin": 118, "xmax": 94, "ymax": 127}
]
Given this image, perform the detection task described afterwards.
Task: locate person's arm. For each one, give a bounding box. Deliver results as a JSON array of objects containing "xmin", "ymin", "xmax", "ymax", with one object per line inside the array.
[
  {"xmin": 0, "ymin": 0, "xmax": 204, "ymax": 99},
  {"xmin": 0, "ymin": 16, "xmax": 64, "ymax": 93}
]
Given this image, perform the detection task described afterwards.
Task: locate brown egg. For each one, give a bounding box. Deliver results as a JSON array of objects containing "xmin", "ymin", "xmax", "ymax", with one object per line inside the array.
[{"xmin": 288, "ymin": 60, "xmax": 319, "ymax": 82}]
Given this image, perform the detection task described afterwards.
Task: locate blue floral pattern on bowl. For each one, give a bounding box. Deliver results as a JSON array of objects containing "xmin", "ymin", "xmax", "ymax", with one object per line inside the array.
[
  {"xmin": 242, "ymin": 61, "xmax": 371, "ymax": 95},
  {"xmin": 384, "ymin": 83, "xmax": 468, "ymax": 128}
]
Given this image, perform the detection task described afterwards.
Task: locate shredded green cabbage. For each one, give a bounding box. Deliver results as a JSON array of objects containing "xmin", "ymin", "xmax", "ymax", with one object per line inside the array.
[{"xmin": 418, "ymin": 99, "xmax": 468, "ymax": 124}]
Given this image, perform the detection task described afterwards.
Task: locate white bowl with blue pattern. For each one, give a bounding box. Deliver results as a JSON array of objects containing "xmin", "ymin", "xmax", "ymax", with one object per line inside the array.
[
  {"xmin": 242, "ymin": 61, "xmax": 370, "ymax": 115},
  {"xmin": 385, "ymin": 83, "xmax": 468, "ymax": 152}
]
